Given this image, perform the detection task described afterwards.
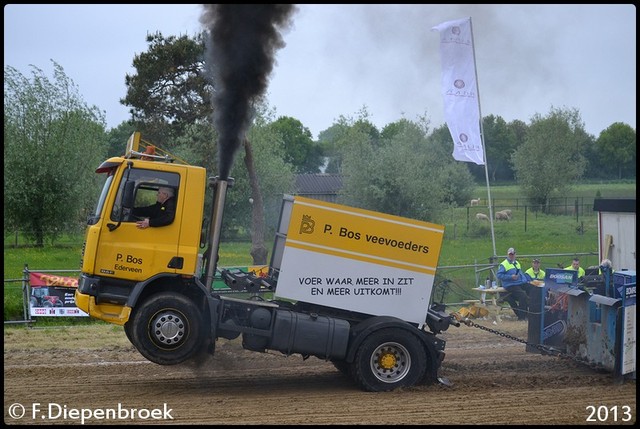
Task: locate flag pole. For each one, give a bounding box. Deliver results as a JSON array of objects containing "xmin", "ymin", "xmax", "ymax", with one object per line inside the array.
[{"xmin": 469, "ymin": 17, "xmax": 496, "ymax": 258}]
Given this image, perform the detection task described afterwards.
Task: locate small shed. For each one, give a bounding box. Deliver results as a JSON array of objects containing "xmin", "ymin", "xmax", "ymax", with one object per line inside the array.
[{"xmin": 593, "ymin": 198, "xmax": 636, "ymax": 270}]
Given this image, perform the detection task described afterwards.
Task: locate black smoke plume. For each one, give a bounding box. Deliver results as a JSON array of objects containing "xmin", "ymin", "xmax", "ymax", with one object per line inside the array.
[{"xmin": 200, "ymin": 4, "xmax": 297, "ymax": 180}]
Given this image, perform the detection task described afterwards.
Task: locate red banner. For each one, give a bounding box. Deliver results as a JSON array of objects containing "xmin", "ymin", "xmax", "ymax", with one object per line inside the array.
[
  {"xmin": 29, "ymin": 272, "xmax": 78, "ymax": 288},
  {"xmin": 28, "ymin": 272, "xmax": 86, "ymax": 317}
]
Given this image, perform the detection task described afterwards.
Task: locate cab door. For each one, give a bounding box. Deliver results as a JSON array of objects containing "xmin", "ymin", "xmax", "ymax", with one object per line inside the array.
[{"xmin": 94, "ymin": 164, "xmax": 185, "ymax": 282}]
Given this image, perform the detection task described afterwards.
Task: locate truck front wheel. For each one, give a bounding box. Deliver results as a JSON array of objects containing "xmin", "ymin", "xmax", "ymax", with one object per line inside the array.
[
  {"xmin": 130, "ymin": 293, "xmax": 203, "ymax": 365},
  {"xmin": 124, "ymin": 321, "xmax": 135, "ymax": 346},
  {"xmin": 351, "ymin": 328, "xmax": 427, "ymax": 392}
]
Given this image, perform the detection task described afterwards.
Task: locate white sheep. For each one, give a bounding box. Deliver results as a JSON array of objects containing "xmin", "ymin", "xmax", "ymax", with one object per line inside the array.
[
  {"xmin": 476, "ymin": 213, "xmax": 489, "ymax": 221},
  {"xmin": 470, "ymin": 198, "xmax": 481, "ymax": 206},
  {"xmin": 495, "ymin": 211, "xmax": 510, "ymax": 221}
]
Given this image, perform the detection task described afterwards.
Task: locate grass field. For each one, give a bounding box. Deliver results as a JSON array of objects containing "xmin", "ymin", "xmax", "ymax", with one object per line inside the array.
[{"xmin": 4, "ymin": 182, "xmax": 635, "ymax": 320}]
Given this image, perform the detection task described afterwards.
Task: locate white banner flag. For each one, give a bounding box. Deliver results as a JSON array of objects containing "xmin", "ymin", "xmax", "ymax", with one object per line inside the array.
[{"xmin": 432, "ymin": 17, "xmax": 484, "ymax": 165}]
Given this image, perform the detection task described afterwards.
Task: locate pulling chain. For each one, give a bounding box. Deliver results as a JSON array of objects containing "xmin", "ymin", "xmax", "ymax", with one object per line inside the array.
[{"xmin": 453, "ymin": 314, "xmax": 608, "ymax": 372}]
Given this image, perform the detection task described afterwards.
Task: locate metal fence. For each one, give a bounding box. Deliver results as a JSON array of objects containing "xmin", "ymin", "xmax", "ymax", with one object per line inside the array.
[
  {"xmin": 5, "ymin": 252, "xmax": 599, "ymax": 324},
  {"xmin": 4, "ymin": 266, "xmax": 81, "ymax": 325},
  {"xmin": 431, "ymin": 251, "xmax": 599, "ymax": 307},
  {"xmin": 459, "ymin": 199, "xmax": 597, "ymax": 235},
  {"xmin": 476, "ymin": 197, "xmax": 596, "ymax": 216}
]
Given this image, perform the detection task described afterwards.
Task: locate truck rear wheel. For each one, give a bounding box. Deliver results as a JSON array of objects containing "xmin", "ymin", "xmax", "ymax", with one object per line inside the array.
[
  {"xmin": 351, "ymin": 328, "xmax": 427, "ymax": 392},
  {"xmin": 129, "ymin": 293, "xmax": 203, "ymax": 365}
]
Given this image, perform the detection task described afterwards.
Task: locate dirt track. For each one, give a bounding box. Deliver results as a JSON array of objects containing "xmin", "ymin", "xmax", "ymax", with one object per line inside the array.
[{"xmin": 4, "ymin": 319, "xmax": 636, "ymax": 425}]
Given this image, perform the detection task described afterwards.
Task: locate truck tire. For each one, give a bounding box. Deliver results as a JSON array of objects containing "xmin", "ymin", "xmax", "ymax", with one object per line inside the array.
[
  {"xmin": 129, "ymin": 293, "xmax": 203, "ymax": 365},
  {"xmin": 351, "ymin": 328, "xmax": 427, "ymax": 392},
  {"xmin": 123, "ymin": 321, "xmax": 135, "ymax": 346}
]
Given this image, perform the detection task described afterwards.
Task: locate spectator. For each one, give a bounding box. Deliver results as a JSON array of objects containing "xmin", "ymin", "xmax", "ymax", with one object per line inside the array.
[
  {"xmin": 598, "ymin": 258, "xmax": 615, "ymax": 295},
  {"xmin": 496, "ymin": 247, "xmax": 530, "ymax": 321},
  {"xmin": 565, "ymin": 257, "xmax": 585, "ymax": 279},
  {"xmin": 598, "ymin": 258, "xmax": 613, "ymax": 276},
  {"xmin": 525, "ymin": 258, "xmax": 546, "ymax": 282},
  {"xmin": 133, "ymin": 187, "xmax": 176, "ymax": 229}
]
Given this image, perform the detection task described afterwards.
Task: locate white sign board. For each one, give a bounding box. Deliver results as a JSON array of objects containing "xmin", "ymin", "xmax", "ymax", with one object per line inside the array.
[{"xmin": 274, "ymin": 197, "xmax": 445, "ymax": 328}]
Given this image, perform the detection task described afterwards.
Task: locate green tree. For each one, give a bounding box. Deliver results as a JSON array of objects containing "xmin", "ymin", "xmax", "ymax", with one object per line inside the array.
[
  {"xmin": 270, "ymin": 116, "xmax": 324, "ymax": 173},
  {"xmin": 339, "ymin": 118, "xmax": 474, "ymax": 221},
  {"xmin": 4, "ymin": 62, "xmax": 108, "ymax": 246},
  {"xmin": 121, "ymin": 32, "xmax": 210, "ymax": 147},
  {"xmin": 318, "ymin": 108, "xmax": 378, "ymax": 174},
  {"xmin": 581, "ymin": 132, "xmax": 606, "ymax": 180},
  {"xmin": 106, "ymin": 122, "xmax": 138, "ymax": 158},
  {"xmin": 595, "ymin": 122, "xmax": 636, "ymax": 179},
  {"xmin": 511, "ymin": 107, "xmax": 588, "ymax": 212},
  {"xmin": 482, "ymin": 115, "xmax": 518, "ymax": 182},
  {"xmin": 318, "ymin": 121, "xmax": 351, "ymax": 174}
]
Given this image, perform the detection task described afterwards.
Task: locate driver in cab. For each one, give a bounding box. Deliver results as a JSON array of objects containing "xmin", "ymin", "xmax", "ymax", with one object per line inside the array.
[{"xmin": 133, "ymin": 187, "xmax": 176, "ymax": 229}]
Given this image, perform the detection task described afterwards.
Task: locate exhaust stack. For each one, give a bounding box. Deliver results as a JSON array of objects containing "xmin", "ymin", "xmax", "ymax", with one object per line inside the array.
[{"xmin": 204, "ymin": 176, "xmax": 233, "ymax": 289}]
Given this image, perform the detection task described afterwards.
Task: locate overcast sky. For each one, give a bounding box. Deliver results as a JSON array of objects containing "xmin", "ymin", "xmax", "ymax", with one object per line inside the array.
[{"xmin": 4, "ymin": 4, "xmax": 636, "ymax": 139}]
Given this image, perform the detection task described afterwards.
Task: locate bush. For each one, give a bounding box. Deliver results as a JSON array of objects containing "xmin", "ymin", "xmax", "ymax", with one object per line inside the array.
[{"xmin": 3, "ymin": 284, "xmax": 24, "ymax": 321}]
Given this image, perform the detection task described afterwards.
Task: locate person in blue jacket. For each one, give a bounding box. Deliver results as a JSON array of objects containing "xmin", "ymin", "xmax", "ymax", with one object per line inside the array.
[{"xmin": 496, "ymin": 247, "xmax": 531, "ymax": 321}]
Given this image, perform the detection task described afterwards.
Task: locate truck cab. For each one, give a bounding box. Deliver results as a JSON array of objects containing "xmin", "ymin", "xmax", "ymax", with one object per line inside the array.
[{"xmin": 76, "ymin": 133, "xmax": 207, "ymax": 325}]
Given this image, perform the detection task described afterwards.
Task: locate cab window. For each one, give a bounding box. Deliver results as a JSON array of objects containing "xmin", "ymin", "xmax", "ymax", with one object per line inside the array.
[{"xmin": 110, "ymin": 168, "xmax": 179, "ymax": 223}]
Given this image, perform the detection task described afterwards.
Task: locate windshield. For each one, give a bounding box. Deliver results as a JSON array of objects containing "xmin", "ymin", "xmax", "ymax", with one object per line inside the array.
[{"xmin": 87, "ymin": 173, "xmax": 114, "ymax": 225}]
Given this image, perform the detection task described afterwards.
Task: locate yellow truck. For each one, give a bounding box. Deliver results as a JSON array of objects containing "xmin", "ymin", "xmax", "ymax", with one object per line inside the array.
[{"xmin": 76, "ymin": 132, "xmax": 455, "ymax": 392}]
